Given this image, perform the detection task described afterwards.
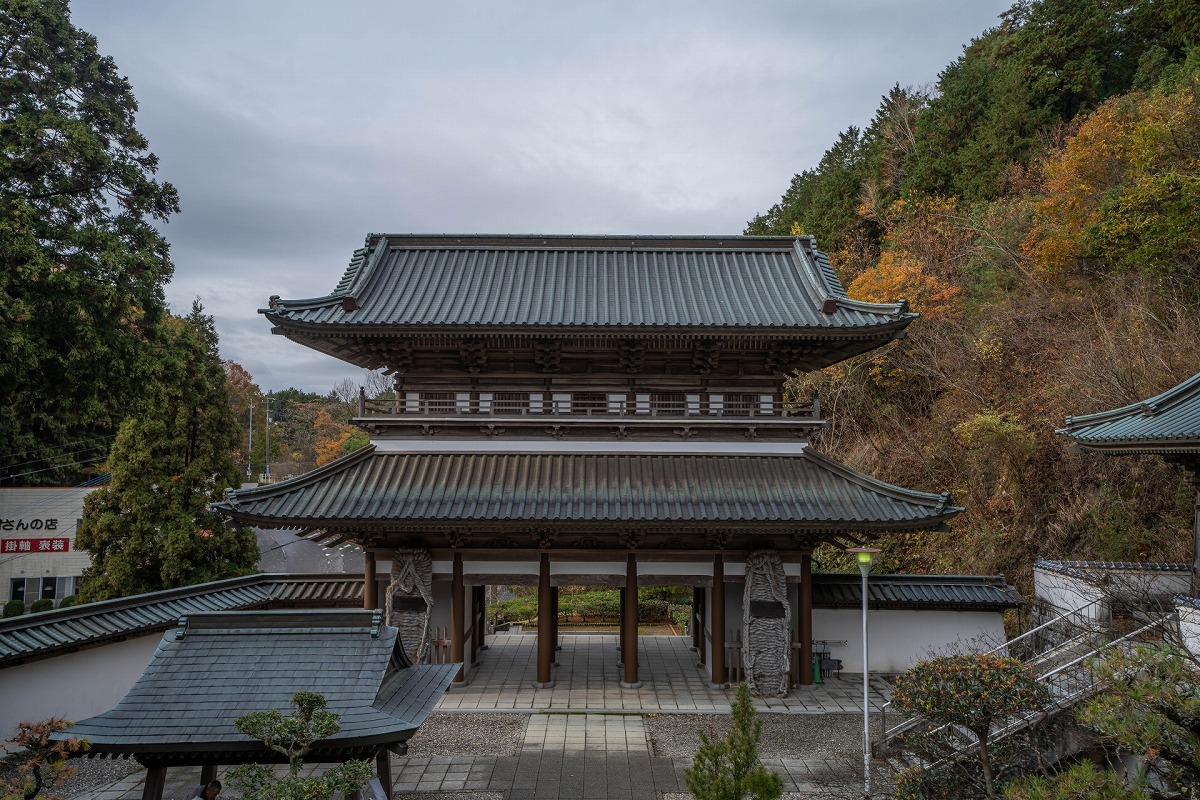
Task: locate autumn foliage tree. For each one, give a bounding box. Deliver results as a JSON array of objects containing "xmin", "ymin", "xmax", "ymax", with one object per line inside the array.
[{"xmin": 0, "ymin": 718, "xmax": 88, "ymax": 800}]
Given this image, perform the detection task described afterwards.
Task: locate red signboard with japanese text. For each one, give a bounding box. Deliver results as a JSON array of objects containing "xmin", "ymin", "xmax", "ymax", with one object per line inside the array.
[{"xmin": 1, "ymin": 537, "xmax": 70, "ymax": 554}]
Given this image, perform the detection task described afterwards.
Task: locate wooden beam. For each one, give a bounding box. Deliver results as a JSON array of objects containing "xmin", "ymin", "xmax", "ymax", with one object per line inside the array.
[{"xmin": 376, "ymin": 747, "xmax": 392, "ymax": 799}]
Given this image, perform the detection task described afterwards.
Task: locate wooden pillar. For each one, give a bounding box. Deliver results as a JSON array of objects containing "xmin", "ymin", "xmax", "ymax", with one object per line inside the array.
[
  {"xmin": 376, "ymin": 747, "xmax": 392, "ymax": 799},
  {"xmin": 691, "ymin": 586, "xmax": 702, "ymax": 651},
  {"xmin": 710, "ymin": 553, "xmax": 727, "ymax": 688},
  {"xmin": 536, "ymin": 552, "xmax": 554, "ymax": 687},
  {"xmin": 618, "ymin": 587, "xmax": 627, "ymax": 658},
  {"xmin": 141, "ymin": 766, "xmax": 167, "ymax": 800},
  {"xmin": 451, "ymin": 552, "xmax": 464, "ymax": 683},
  {"xmin": 696, "ymin": 586, "xmax": 706, "ymax": 665},
  {"xmin": 363, "ymin": 551, "xmax": 378, "ymax": 610},
  {"xmin": 622, "ymin": 552, "xmax": 641, "ymax": 687},
  {"xmin": 1191, "ymin": 474, "xmax": 1200, "ymax": 596},
  {"xmin": 200, "ymin": 765, "xmax": 217, "ymax": 786},
  {"xmin": 550, "ymin": 585, "xmax": 560, "ymax": 663},
  {"xmin": 799, "ymin": 552, "xmax": 814, "ymax": 686}
]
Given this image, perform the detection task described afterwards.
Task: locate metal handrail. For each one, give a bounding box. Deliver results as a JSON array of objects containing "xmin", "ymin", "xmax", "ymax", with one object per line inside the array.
[{"xmin": 880, "ymin": 612, "xmax": 1176, "ymax": 761}]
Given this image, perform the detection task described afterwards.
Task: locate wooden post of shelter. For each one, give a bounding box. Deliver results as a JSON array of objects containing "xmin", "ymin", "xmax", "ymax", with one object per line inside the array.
[
  {"xmin": 376, "ymin": 748, "xmax": 392, "ymax": 799},
  {"xmin": 710, "ymin": 553, "xmax": 726, "ymax": 688},
  {"xmin": 536, "ymin": 552, "xmax": 554, "ymax": 687},
  {"xmin": 363, "ymin": 550, "xmax": 378, "ymax": 610},
  {"xmin": 799, "ymin": 551, "xmax": 814, "ymax": 685},
  {"xmin": 141, "ymin": 766, "xmax": 167, "ymax": 800},
  {"xmin": 451, "ymin": 552, "xmax": 464, "ymax": 683},
  {"xmin": 691, "ymin": 586, "xmax": 702, "ymax": 651},
  {"xmin": 200, "ymin": 765, "xmax": 217, "ymax": 786},
  {"xmin": 621, "ymin": 552, "xmax": 641, "ymax": 688}
]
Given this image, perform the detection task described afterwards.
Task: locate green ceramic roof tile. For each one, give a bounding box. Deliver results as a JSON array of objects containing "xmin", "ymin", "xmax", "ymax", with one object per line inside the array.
[
  {"xmin": 1058, "ymin": 371, "xmax": 1200, "ymax": 454},
  {"xmin": 263, "ymin": 234, "xmax": 914, "ymax": 333},
  {"xmin": 215, "ymin": 447, "xmax": 960, "ymax": 530}
]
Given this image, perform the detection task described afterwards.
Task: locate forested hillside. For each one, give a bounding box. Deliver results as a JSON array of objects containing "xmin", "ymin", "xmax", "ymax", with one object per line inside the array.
[{"xmin": 749, "ymin": 0, "xmax": 1200, "ymax": 588}]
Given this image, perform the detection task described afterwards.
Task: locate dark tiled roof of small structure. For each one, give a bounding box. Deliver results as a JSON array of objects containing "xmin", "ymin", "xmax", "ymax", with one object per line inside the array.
[
  {"xmin": 213, "ymin": 446, "xmax": 961, "ymax": 532},
  {"xmin": 262, "ymin": 234, "xmax": 915, "ymax": 333},
  {"xmin": 812, "ymin": 574, "xmax": 1024, "ymax": 610},
  {"xmin": 57, "ymin": 611, "xmax": 457, "ymax": 763},
  {"xmin": 1035, "ymin": 559, "xmax": 1190, "ymax": 577},
  {"xmin": 0, "ymin": 574, "xmax": 361, "ymax": 668},
  {"xmin": 1057, "ymin": 372, "xmax": 1200, "ymax": 454}
]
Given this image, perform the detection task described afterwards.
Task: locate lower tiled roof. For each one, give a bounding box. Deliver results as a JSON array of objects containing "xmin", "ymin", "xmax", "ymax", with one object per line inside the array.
[
  {"xmin": 0, "ymin": 574, "xmax": 362, "ymax": 668},
  {"xmin": 812, "ymin": 574, "xmax": 1024, "ymax": 610},
  {"xmin": 214, "ymin": 446, "xmax": 961, "ymax": 532},
  {"xmin": 1035, "ymin": 559, "xmax": 1189, "ymax": 577}
]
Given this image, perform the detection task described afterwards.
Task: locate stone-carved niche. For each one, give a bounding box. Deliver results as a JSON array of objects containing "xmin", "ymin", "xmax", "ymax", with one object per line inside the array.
[
  {"xmin": 386, "ymin": 547, "xmax": 434, "ymax": 664},
  {"xmin": 742, "ymin": 549, "xmax": 791, "ymax": 698}
]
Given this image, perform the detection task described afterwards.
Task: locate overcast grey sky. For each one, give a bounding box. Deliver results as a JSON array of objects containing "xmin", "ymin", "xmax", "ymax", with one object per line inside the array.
[{"xmin": 73, "ymin": 0, "xmax": 1010, "ymax": 394}]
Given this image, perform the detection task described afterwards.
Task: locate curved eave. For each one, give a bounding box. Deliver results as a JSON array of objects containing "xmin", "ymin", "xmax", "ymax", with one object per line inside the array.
[
  {"xmin": 212, "ymin": 446, "xmax": 962, "ymax": 535},
  {"xmin": 261, "ymin": 311, "xmax": 919, "ymax": 339},
  {"xmin": 1063, "ymin": 439, "xmax": 1200, "ymax": 456}
]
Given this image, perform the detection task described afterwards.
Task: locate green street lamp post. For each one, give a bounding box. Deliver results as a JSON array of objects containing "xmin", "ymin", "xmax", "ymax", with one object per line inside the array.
[{"xmin": 847, "ymin": 546, "xmax": 880, "ymax": 797}]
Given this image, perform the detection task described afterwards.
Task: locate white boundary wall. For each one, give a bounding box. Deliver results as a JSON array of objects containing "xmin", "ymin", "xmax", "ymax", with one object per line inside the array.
[{"xmin": 0, "ymin": 634, "xmax": 159, "ymax": 739}]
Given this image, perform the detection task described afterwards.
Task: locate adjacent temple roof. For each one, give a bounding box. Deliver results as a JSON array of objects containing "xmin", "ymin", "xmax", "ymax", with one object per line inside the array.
[
  {"xmin": 0, "ymin": 574, "xmax": 361, "ymax": 668},
  {"xmin": 58, "ymin": 610, "xmax": 458, "ymax": 766},
  {"xmin": 1057, "ymin": 371, "xmax": 1200, "ymax": 455},
  {"xmin": 212, "ymin": 445, "xmax": 961, "ymax": 545},
  {"xmin": 811, "ymin": 573, "xmax": 1024, "ymax": 611},
  {"xmin": 262, "ymin": 235, "xmax": 917, "ymax": 369}
]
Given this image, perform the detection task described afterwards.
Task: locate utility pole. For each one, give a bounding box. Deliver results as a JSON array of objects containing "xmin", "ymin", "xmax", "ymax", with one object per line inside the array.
[
  {"xmin": 246, "ymin": 401, "xmax": 254, "ymax": 478},
  {"xmin": 264, "ymin": 393, "xmax": 272, "ymax": 483}
]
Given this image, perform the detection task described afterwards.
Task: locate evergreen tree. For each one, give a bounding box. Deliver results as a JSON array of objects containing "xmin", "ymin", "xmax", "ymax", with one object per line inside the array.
[
  {"xmin": 684, "ymin": 682, "xmax": 783, "ymax": 800},
  {"xmin": 75, "ymin": 303, "xmax": 258, "ymax": 600},
  {"xmin": 0, "ymin": 0, "xmax": 180, "ymax": 484}
]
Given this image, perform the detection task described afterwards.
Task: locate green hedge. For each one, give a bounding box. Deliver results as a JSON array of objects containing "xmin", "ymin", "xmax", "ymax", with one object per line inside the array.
[
  {"xmin": 488, "ymin": 588, "xmax": 692, "ymax": 626},
  {"xmin": 2, "ymin": 599, "xmax": 24, "ymax": 618},
  {"xmin": 29, "ymin": 598, "xmax": 55, "ymax": 613},
  {"xmin": 58, "ymin": 594, "xmax": 81, "ymax": 608}
]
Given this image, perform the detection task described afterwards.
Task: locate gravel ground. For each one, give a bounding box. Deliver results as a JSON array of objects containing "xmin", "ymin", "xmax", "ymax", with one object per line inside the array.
[
  {"xmin": 0, "ymin": 753, "xmax": 142, "ymax": 799},
  {"xmin": 400, "ymin": 713, "xmax": 526, "ymax": 757},
  {"xmin": 647, "ymin": 712, "xmax": 865, "ymax": 759}
]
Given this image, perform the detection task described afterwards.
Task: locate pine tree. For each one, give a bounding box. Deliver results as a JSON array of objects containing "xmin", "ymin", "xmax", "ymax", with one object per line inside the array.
[
  {"xmin": 684, "ymin": 682, "xmax": 783, "ymax": 800},
  {"xmin": 75, "ymin": 303, "xmax": 259, "ymax": 600}
]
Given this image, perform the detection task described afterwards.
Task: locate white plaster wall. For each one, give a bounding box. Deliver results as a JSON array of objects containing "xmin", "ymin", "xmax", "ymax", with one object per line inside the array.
[
  {"xmin": 1178, "ymin": 602, "xmax": 1200, "ymax": 659},
  {"xmin": 1033, "ymin": 568, "xmax": 1105, "ymax": 617},
  {"xmin": 0, "ymin": 634, "xmax": 160, "ymax": 739},
  {"xmin": 812, "ymin": 609, "xmax": 1007, "ymax": 674}
]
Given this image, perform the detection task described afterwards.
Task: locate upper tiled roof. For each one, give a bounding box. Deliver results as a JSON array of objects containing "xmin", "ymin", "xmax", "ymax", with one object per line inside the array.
[
  {"xmin": 263, "ymin": 234, "xmax": 915, "ymax": 333},
  {"xmin": 213, "ymin": 446, "xmax": 960, "ymax": 533},
  {"xmin": 1058, "ymin": 372, "xmax": 1200, "ymax": 454},
  {"xmin": 0, "ymin": 574, "xmax": 361, "ymax": 668},
  {"xmin": 811, "ymin": 573, "xmax": 1024, "ymax": 610},
  {"xmin": 57, "ymin": 611, "xmax": 457, "ymax": 761}
]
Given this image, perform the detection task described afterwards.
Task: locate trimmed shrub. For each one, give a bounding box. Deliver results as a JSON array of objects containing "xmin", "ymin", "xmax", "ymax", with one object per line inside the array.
[
  {"xmin": 29, "ymin": 598, "xmax": 55, "ymax": 613},
  {"xmin": 58, "ymin": 594, "xmax": 81, "ymax": 608},
  {"xmin": 3, "ymin": 599, "xmax": 24, "ymax": 618}
]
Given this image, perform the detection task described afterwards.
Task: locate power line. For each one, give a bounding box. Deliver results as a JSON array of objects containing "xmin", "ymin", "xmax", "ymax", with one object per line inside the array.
[{"xmin": 0, "ymin": 435, "xmax": 114, "ymax": 472}]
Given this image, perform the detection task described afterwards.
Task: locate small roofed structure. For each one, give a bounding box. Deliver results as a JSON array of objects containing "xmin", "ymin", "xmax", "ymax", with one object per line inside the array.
[
  {"xmin": 1058, "ymin": 371, "xmax": 1200, "ymax": 593},
  {"xmin": 55, "ymin": 609, "xmax": 458, "ymax": 800}
]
